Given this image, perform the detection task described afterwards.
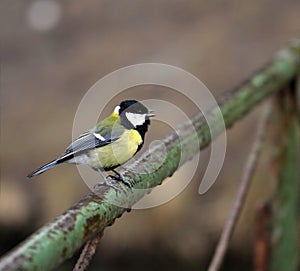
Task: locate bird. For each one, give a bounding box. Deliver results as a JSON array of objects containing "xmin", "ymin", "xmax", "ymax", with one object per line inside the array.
[{"xmin": 27, "ymin": 100, "xmax": 154, "ymax": 187}]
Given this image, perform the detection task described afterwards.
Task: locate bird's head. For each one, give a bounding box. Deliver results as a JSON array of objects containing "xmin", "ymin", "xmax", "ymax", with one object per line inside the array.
[{"xmin": 114, "ymin": 100, "xmax": 154, "ymax": 133}]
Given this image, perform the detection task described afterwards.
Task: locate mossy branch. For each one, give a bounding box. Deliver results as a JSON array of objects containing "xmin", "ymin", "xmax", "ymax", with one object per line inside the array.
[
  {"xmin": 0, "ymin": 40, "xmax": 299, "ymax": 271},
  {"xmin": 270, "ymin": 79, "xmax": 300, "ymax": 271}
]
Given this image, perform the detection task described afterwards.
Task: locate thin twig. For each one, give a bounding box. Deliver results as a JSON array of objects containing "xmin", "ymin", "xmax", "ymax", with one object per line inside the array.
[
  {"xmin": 207, "ymin": 103, "xmax": 272, "ymax": 271},
  {"xmin": 73, "ymin": 232, "xmax": 103, "ymax": 271}
]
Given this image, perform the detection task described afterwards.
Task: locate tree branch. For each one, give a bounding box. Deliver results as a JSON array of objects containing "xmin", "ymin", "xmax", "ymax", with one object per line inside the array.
[
  {"xmin": 270, "ymin": 79, "xmax": 300, "ymax": 271},
  {"xmin": 73, "ymin": 232, "xmax": 103, "ymax": 271},
  {"xmin": 0, "ymin": 40, "xmax": 299, "ymax": 271}
]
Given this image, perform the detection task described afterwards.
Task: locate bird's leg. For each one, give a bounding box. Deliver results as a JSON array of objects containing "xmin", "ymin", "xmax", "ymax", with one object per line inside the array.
[
  {"xmin": 96, "ymin": 169, "xmax": 108, "ymax": 184},
  {"xmin": 97, "ymin": 169, "xmax": 122, "ymax": 191},
  {"xmin": 109, "ymin": 169, "xmax": 133, "ymax": 189}
]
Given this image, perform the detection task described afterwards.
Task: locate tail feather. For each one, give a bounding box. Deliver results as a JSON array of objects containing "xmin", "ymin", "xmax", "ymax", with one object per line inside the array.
[{"xmin": 27, "ymin": 160, "xmax": 59, "ymax": 178}]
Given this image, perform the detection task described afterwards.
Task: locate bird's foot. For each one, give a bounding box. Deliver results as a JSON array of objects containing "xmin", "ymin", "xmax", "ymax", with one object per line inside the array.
[
  {"xmin": 96, "ymin": 169, "xmax": 132, "ymax": 191},
  {"xmin": 108, "ymin": 170, "xmax": 133, "ymax": 189},
  {"xmin": 105, "ymin": 176, "xmax": 124, "ymax": 191}
]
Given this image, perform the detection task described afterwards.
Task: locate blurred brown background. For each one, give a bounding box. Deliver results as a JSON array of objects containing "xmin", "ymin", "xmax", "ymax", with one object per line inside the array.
[{"xmin": 1, "ymin": 0, "xmax": 299, "ymax": 270}]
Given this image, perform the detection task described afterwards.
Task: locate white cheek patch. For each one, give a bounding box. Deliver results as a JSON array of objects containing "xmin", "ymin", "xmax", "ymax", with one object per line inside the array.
[
  {"xmin": 114, "ymin": 105, "xmax": 120, "ymax": 114},
  {"xmin": 125, "ymin": 112, "xmax": 146, "ymax": 127},
  {"xmin": 93, "ymin": 132, "xmax": 106, "ymax": 141}
]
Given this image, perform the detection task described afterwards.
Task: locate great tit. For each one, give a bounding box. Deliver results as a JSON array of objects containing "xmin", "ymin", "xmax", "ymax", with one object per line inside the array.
[{"xmin": 27, "ymin": 100, "xmax": 154, "ymax": 186}]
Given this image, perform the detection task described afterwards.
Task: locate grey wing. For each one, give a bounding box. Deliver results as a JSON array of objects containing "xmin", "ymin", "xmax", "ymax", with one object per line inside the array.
[{"xmin": 57, "ymin": 126, "xmax": 124, "ymax": 162}]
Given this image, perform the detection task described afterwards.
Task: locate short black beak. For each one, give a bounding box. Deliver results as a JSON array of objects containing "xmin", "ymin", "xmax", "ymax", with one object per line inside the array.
[{"xmin": 147, "ymin": 110, "xmax": 155, "ymax": 118}]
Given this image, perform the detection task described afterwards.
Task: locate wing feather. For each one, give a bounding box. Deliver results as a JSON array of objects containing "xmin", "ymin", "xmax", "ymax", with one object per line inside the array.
[{"xmin": 57, "ymin": 123, "xmax": 125, "ymax": 162}]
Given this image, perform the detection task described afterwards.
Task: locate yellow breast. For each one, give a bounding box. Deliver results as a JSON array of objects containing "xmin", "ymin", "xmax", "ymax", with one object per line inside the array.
[{"xmin": 88, "ymin": 129, "xmax": 142, "ymax": 170}]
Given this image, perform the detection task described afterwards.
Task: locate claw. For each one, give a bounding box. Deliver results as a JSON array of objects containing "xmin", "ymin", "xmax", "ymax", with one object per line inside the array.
[
  {"xmin": 105, "ymin": 176, "xmax": 123, "ymax": 192},
  {"xmin": 110, "ymin": 170, "xmax": 133, "ymax": 189},
  {"xmin": 97, "ymin": 169, "xmax": 133, "ymax": 191}
]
